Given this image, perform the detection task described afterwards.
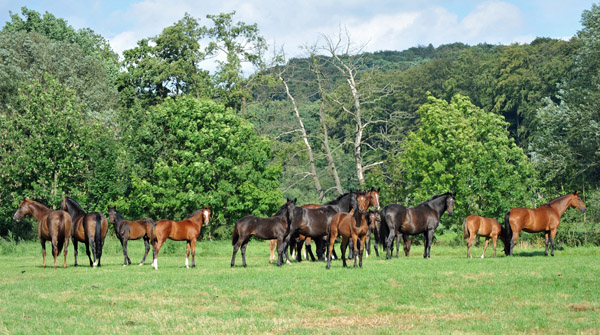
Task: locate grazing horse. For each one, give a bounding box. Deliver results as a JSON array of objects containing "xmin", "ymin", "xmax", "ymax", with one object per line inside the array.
[
  {"xmin": 107, "ymin": 206, "xmax": 155, "ymax": 266},
  {"xmin": 231, "ymin": 199, "xmax": 294, "ymax": 267},
  {"xmin": 365, "ymin": 210, "xmax": 382, "ymax": 257},
  {"xmin": 281, "ymin": 192, "xmax": 357, "ymax": 266},
  {"xmin": 13, "ymin": 199, "xmax": 72, "ymax": 269},
  {"xmin": 326, "ymin": 191, "xmax": 370, "ymax": 269},
  {"xmin": 61, "ymin": 197, "xmax": 108, "ymax": 267},
  {"xmin": 504, "ymin": 191, "xmax": 586, "ymax": 256},
  {"xmin": 380, "ymin": 192, "xmax": 455, "ymax": 259},
  {"xmin": 463, "ymin": 215, "xmax": 505, "ymax": 258},
  {"xmin": 152, "ymin": 205, "xmax": 211, "ymax": 270}
]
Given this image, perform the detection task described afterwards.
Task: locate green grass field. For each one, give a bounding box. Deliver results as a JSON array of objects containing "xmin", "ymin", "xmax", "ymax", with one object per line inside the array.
[{"xmin": 0, "ymin": 237, "xmax": 598, "ymax": 334}]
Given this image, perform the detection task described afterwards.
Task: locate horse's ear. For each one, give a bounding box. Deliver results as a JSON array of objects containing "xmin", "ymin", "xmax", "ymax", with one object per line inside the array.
[
  {"xmin": 574, "ymin": 191, "xmax": 579, "ymax": 195},
  {"xmin": 293, "ymin": 198, "xmax": 297, "ymax": 204},
  {"xmin": 377, "ymin": 187, "xmax": 381, "ymax": 192}
]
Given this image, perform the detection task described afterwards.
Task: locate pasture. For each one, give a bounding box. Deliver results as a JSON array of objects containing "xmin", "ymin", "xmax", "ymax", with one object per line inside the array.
[{"xmin": 0, "ymin": 237, "xmax": 598, "ymax": 334}]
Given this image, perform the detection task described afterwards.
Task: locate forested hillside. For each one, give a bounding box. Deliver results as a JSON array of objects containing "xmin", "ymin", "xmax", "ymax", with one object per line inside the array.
[{"xmin": 1, "ymin": 5, "xmax": 598, "ymax": 244}]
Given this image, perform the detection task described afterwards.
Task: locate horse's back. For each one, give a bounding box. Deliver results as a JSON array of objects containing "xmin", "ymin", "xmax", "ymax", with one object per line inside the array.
[
  {"xmin": 508, "ymin": 207, "xmax": 551, "ymax": 232},
  {"xmin": 156, "ymin": 219, "xmax": 199, "ymax": 241},
  {"xmin": 467, "ymin": 215, "xmax": 500, "ymax": 237}
]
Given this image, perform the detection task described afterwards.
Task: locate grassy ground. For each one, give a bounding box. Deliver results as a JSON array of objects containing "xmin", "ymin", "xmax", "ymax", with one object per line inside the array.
[{"xmin": 0, "ymin": 237, "xmax": 598, "ymax": 334}]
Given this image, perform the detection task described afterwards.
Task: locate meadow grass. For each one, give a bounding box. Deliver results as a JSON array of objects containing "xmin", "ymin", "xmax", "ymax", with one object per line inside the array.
[{"xmin": 0, "ymin": 236, "xmax": 598, "ymax": 334}]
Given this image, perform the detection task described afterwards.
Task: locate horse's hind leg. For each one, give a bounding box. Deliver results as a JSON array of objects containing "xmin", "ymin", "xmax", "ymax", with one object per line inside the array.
[
  {"xmin": 185, "ymin": 242, "xmax": 191, "ymax": 268},
  {"xmin": 241, "ymin": 239, "xmax": 249, "ymax": 267},
  {"xmin": 63, "ymin": 236, "xmax": 69, "ymax": 268},
  {"xmin": 121, "ymin": 238, "xmax": 129, "ymax": 266},
  {"xmin": 85, "ymin": 239, "xmax": 94, "ymax": 267},
  {"xmin": 140, "ymin": 237, "xmax": 151, "ymax": 265},
  {"xmin": 492, "ymin": 236, "xmax": 497, "ymax": 258},
  {"xmin": 72, "ymin": 239, "xmax": 78, "ymax": 266},
  {"xmin": 40, "ymin": 239, "xmax": 47, "ymax": 268},
  {"xmin": 340, "ymin": 237, "xmax": 349, "ymax": 267}
]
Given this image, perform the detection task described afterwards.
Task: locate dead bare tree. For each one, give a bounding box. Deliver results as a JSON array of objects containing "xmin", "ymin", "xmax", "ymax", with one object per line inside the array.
[{"xmin": 320, "ymin": 27, "xmax": 388, "ymax": 186}]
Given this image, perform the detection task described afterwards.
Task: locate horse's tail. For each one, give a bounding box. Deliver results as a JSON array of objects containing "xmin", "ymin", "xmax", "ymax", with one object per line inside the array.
[
  {"xmin": 94, "ymin": 213, "xmax": 102, "ymax": 259},
  {"xmin": 232, "ymin": 225, "xmax": 239, "ymax": 246},
  {"xmin": 463, "ymin": 218, "xmax": 469, "ymax": 240},
  {"xmin": 504, "ymin": 211, "xmax": 512, "ymax": 255},
  {"xmin": 144, "ymin": 218, "xmax": 156, "ymax": 243}
]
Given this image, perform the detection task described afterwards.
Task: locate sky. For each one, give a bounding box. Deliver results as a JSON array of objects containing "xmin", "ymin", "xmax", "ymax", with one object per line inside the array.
[{"xmin": 0, "ymin": 0, "xmax": 596, "ymax": 64}]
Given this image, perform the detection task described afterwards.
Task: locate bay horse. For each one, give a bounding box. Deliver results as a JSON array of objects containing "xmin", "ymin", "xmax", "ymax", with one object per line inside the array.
[
  {"xmin": 281, "ymin": 192, "xmax": 357, "ymax": 266},
  {"xmin": 61, "ymin": 196, "xmax": 108, "ymax": 267},
  {"xmin": 504, "ymin": 191, "xmax": 586, "ymax": 256},
  {"xmin": 151, "ymin": 205, "xmax": 211, "ymax": 270},
  {"xmin": 231, "ymin": 199, "xmax": 294, "ymax": 267},
  {"xmin": 107, "ymin": 206, "xmax": 155, "ymax": 266},
  {"xmin": 463, "ymin": 215, "xmax": 505, "ymax": 258},
  {"xmin": 326, "ymin": 191, "xmax": 370, "ymax": 269},
  {"xmin": 380, "ymin": 192, "xmax": 455, "ymax": 259},
  {"xmin": 13, "ymin": 199, "xmax": 72, "ymax": 269}
]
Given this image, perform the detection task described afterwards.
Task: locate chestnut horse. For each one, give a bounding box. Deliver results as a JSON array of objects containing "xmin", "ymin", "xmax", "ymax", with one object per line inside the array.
[
  {"xmin": 326, "ymin": 191, "xmax": 370, "ymax": 268},
  {"xmin": 231, "ymin": 199, "xmax": 293, "ymax": 267},
  {"xmin": 380, "ymin": 192, "xmax": 455, "ymax": 259},
  {"xmin": 61, "ymin": 197, "xmax": 108, "ymax": 267},
  {"xmin": 13, "ymin": 199, "xmax": 72, "ymax": 269},
  {"xmin": 151, "ymin": 205, "xmax": 211, "ymax": 270},
  {"xmin": 108, "ymin": 206, "xmax": 155, "ymax": 266},
  {"xmin": 463, "ymin": 215, "xmax": 505, "ymax": 258},
  {"xmin": 504, "ymin": 191, "xmax": 586, "ymax": 256}
]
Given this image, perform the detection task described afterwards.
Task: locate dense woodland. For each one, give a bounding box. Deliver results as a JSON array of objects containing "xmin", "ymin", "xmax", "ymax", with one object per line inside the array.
[{"xmin": 1, "ymin": 5, "xmax": 599, "ymax": 245}]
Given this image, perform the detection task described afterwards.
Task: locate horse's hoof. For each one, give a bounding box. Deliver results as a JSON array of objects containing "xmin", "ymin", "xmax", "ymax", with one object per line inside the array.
[
  {"xmin": 480, "ymin": 255, "xmax": 485, "ymax": 259},
  {"xmin": 123, "ymin": 264, "xmax": 127, "ymax": 267},
  {"xmin": 139, "ymin": 263, "xmax": 144, "ymax": 266}
]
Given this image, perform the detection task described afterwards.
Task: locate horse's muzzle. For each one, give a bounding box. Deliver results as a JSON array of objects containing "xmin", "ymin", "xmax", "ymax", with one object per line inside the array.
[
  {"xmin": 13, "ymin": 214, "xmax": 21, "ymax": 222},
  {"xmin": 581, "ymin": 208, "xmax": 587, "ymax": 213}
]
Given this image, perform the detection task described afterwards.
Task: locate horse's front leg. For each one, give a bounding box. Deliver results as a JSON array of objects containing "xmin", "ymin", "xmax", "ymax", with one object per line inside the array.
[
  {"xmin": 191, "ymin": 239, "xmax": 197, "ymax": 267},
  {"xmin": 185, "ymin": 241, "xmax": 191, "ymax": 268},
  {"xmin": 544, "ymin": 231, "xmax": 550, "ymax": 256},
  {"xmin": 550, "ymin": 229, "xmax": 557, "ymax": 257},
  {"xmin": 481, "ymin": 237, "xmax": 490, "ymax": 259},
  {"xmin": 352, "ymin": 234, "xmax": 359, "ymax": 268},
  {"xmin": 402, "ymin": 234, "xmax": 411, "ymax": 257}
]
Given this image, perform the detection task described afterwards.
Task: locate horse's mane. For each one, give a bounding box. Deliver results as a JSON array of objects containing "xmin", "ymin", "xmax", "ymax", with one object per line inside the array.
[
  {"xmin": 324, "ymin": 192, "xmax": 352, "ymax": 205},
  {"xmin": 64, "ymin": 197, "xmax": 84, "ymax": 213},
  {"xmin": 186, "ymin": 209, "xmax": 204, "ymax": 219},
  {"xmin": 273, "ymin": 202, "xmax": 288, "ymax": 216},
  {"xmin": 546, "ymin": 192, "xmax": 577, "ymax": 205},
  {"xmin": 423, "ymin": 192, "xmax": 453, "ymax": 204}
]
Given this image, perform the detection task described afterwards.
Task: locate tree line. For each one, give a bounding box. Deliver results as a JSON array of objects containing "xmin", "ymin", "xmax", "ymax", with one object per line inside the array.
[{"xmin": 1, "ymin": 5, "xmax": 598, "ymax": 245}]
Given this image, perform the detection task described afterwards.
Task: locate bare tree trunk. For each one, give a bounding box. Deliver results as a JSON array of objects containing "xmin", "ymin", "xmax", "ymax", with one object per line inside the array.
[
  {"xmin": 312, "ymin": 60, "xmax": 343, "ymax": 196},
  {"xmin": 279, "ymin": 73, "xmax": 325, "ymax": 201}
]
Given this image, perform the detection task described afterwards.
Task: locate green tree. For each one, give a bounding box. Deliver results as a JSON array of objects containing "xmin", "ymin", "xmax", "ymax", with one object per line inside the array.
[
  {"xmin": 0, "ymin": 75, "xmax": 120, "ymax": 239},
  {"xmin": 531, "ymin": 3, "xmax": 600, "ymax": 189},
  {"xmin": 118, "ymin": 97, "xmax": 282, "ymax": 238},
  {"xmin": 389, "ymin": 94, "xmax": 535, "ymax": 235},
  {"xmin": 117, "ymin": 13, "xmax": 211, "ymax": 109}
]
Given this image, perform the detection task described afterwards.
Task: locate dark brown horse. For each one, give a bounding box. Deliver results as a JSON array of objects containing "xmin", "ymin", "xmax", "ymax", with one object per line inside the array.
[
  {"xmin": 365, "ymin": 210, "xmax": 382, "ymax": 257},
  {"xmin": 107, "ymin": 206, "xmax": 155, "ymax": 266},
  {"xmin": 61, "ymin": 197, "xmax": 108, "ymax": 267},
  {"xmin": 326, "ymin": 191, "xmax": 370, "ymax": 268},
  {"xmin": 380, "ymin": 192, "xmax": 455, "ymax": 259},
  {"xmin": 281, "ymin": 192, "xmax": 357, "ymax": 266},
  {"xmin": 13, "ymin": 199, "xmax": 72, "ymax": 269},
  {"xmin": 231, "ymin": 199, "xmax": 294, "ymax": 267},
  {"xmin": 152, "ymin": 205, "xmax": 211, "ymax": 270},
  {"xmin": 504, "ymin": 191, "xmax": 586, "ymax": 256},
  {"xmin": 463, "ymin": 215, "xmax": 505, "ymax": 258}
]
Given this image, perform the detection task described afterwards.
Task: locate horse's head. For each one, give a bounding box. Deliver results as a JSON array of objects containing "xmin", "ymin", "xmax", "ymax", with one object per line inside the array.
[
  {"xmin": 13, "ymin": 198, "xmax": 30, "ymax": 222},
  {"xmin": 202, "ymin": 206, "xmax": 211, "ymax": 226},
  {"xmin": 366, "ymin": 210, "xmax": 381, "ymax": 229},
  {"xmin": 285, "ymin": 198, "xmax": 296, "ymax": 224},
  {"xmin": 107, "ymin": 206, "xmax": 117, "ymax": 223},
  {"xmin": 446, "ymin": 193, "xmax": 456, "ymax": 216},
  {"xmin": 569, "ymin": 191, "xmax": 587, "ymax": 213},
  {"xmin": 357, "ymin": 191, "xmax": 369, "ymax": 214},
  {"xmin": 367, "ymin": 187, "xmax": 381, "ymax": 211}
]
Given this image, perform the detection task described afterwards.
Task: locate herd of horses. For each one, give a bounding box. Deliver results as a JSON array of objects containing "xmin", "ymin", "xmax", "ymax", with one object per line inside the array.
[{"xmin": 12, "ymin": 189, "xmax": 586, "ymax": 269}]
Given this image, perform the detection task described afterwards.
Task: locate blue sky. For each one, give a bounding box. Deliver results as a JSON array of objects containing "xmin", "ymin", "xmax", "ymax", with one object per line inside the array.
[{"xmin": 0, "ymin": 0, "xmax": 596, "ymax": 59}]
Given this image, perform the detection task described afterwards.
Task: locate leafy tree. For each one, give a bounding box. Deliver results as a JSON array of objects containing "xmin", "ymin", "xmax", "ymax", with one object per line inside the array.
[
  {"xmin": 530, "ymin": 3, "xmax": 600, "ymax": 189},
  {"xmin": 118, "ymin": 97, "xmax": 282, "ymax": 238},
  {"xmin": 388, "ymin": 94, "xmax": 535, "ymax": 235},
  {"xmin": 117, "ymin": 13, "xmax": 211, "ymax": 109},
  {"xmin": 0, "ymin": 75, "xmax": 120, "ymax": 239}
]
